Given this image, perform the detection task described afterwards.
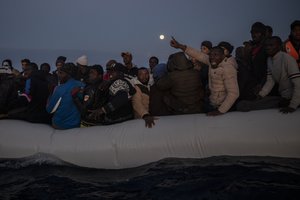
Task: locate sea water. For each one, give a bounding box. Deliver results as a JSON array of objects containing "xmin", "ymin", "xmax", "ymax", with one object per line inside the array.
[{"xmin": 1, "ymin": 155, "xmax": 300, "ymax": 200}]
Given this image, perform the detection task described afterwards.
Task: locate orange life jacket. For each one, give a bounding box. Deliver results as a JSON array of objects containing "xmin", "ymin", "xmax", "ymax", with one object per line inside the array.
[{"xmin": 285, "ymin": 41, "xmax": 300, "ymax": 67}]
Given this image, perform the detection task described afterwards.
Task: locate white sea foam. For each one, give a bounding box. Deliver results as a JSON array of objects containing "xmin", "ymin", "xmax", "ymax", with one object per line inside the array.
[{"xmin": 0, "ymin": 153, "xmax": 72, "ymax": 169}]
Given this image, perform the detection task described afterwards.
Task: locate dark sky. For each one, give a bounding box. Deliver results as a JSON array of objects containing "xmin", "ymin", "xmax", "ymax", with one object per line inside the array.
[{"xmin": 0, "ymin": 0, "xmax": 299, "ymax": 68}]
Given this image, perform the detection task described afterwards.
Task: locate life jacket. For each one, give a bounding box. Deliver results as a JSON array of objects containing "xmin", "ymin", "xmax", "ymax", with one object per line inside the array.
[{"xmin": 285, "ymin": 41, "xmax": 300, "ymax": 67}]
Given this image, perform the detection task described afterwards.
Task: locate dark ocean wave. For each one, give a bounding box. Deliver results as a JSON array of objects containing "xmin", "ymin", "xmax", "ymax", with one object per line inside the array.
[{"xmin": 1, "ymin": 156, "xmax": 300, "ymax": 200}]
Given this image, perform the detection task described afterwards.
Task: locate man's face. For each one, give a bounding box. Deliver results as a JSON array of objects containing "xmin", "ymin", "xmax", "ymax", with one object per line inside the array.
[
  {"xmin": 138, "ymin": 69, "xmax": 150, "ymax": 85},
  {"xmin": 292, "ymin": 26, "xmax": 300, "ymax": 41},
  {"xmin": 56, "ymin": 62, "xmax": 64, "ymax": 69},
  {"xmin": 88, "ymin": 69, "xmax": 102, "ymax": 83},
  {"xmin": 58, "ymin": 70, "xmax": 69, "ymax": 84},
  {"xmin": 21, "ymin": 62, "xmax": 29, "ymax": 71},
  {"xmin": 265, "ymin": 39, "xmax": 280, "ymax": 57},
  {"xmin": 251, "ymin": 30, "xmax": 264, "ymax": 44},
  {"xmin": 123, "ymin": 55, "xmax": 132, "ymax": 66},
  {"xmin": 79, "ymin": 65, "xmax": 88, "ymax": 74},
  {"xmin": 209, "ymin": 49, "xmax": 225, "ymax": 68},
  {"xmin": 201, "ymin": 46, "xmax": 210, "ymax": 54},
  {"xmin": 41, "ymin": 65, "xmax": 50, "ymax": 73},
  {"xmin": 149, "ymin": 58, "xmax": 158, "ymax": 70},
  {"xmin": 108, "ymin": 70, "xmax": 119, "ymax": 81}
]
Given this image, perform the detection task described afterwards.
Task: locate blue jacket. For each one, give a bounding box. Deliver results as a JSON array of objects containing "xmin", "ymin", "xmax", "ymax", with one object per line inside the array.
[{"xmin": 47, "ymin": 78, "xmax": 84, "ymax": 129}]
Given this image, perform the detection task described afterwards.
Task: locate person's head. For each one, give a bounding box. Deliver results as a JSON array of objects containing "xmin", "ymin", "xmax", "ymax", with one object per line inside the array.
[
  {"xmin": 265, "ymin": 36, "xmax": 282, "ymax": 57},
  {"xmin": 76, "ymin": 55, "xmax": 88, "ymax": 73},
  {"xmin": 0, "ymin": 60, "xmax": 12, "ymax": 74},
  {"xmin": 40, "ymin": 63, "xmax": 51, "ymax": 73},
  {"xmin": 55, "ymin": 56, "xmax": 66, "ymax": 69},
  {"xmin": 243, "ymin": 41, "xmax": 253, "ymax": 58},
  {"xmin": 209, "ymin": 46, "xmax": 225, "ymax": 68},
  {"xmin": 289, "ymin": 20, "xmax": 300, "ymax": 41},
  {"xmin": 148, "ymin": 56, "xmax": 159, "ymax": 71},
  {"xmin": 23, "ymin": 62, "xmax": 38, "ymax": 79},
  {"xmin": 218, "ymin": 41, "xmax": 234, "ymax": 56},
  {"xmin": 2, "ymin": 59, "xmax": 12, "ymax": 70},
  {"xmin": 88, "ymin": 64, "xmax": 103, "ymax": 84},
  {"xmin": 137, "ymin": 67, "xmax": 150, "ymax": 85},
  {"xmin": 58, "ymin": 62, "xmax": 75, "ymax": 84},
  {"xmin": 201, "ymin": 40, "xmax": 212, "ymax": 54},
  {"xmin": 21, "ymin": 59, "xmax": 31, "ymax": 71},
  {"xmin": 265, "ymin": 25, "xmax": 273, "ymax": 38},
  {"xmin": 108, "ymin": 69, "xmax": 123, "ymax": 81},
  {"xmin": 105, "ymin": 59, "xmax": 117, "ymax": 71},
  {"xmin": 251, "ymin": 22, "xmax": 266, "ymax": 44},
  {"xmin": 235, "ymin": 46, "xmax": 245, "ymax": 60},
  {"xmin": 121, "ymin": 52, "xmax": 133, "ymax": 67}
]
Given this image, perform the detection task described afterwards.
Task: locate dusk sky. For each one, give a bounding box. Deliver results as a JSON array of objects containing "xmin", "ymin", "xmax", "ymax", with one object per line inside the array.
[{"xmin": 0, "ymin": 0, "xmax": 299, "ymax": 70}]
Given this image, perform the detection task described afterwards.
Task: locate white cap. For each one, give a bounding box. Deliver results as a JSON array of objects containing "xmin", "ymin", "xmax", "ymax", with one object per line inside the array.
[{"xmin": 76, "ymin": 55, "xmax": 88, "ymax": 66}]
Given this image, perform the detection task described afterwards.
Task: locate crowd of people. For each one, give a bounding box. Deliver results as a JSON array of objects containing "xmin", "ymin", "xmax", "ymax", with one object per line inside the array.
[{"xmin": 0, "ymin": 20, "xmax": 300, "ymax": 129}]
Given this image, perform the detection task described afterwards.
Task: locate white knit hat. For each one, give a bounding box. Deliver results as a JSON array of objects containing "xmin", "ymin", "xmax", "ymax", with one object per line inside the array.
[
  {"xmin": 0, "ymin": 67, "xmax": 12, "ymax": 74},
  {"xmin": 76, "ymin": 55, "xmax": 88, "ymax": 66}
]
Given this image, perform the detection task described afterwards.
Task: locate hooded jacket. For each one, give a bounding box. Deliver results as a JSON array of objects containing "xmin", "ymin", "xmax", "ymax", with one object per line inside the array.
[{"xmin": 156, "ymin": 52, "xmax": 205, "ymax": 114}]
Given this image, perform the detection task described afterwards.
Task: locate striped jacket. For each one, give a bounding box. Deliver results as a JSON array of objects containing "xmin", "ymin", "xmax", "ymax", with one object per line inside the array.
[{"xmin": 259, "ymin": 51, "xmax": 300, "ymax": 109}]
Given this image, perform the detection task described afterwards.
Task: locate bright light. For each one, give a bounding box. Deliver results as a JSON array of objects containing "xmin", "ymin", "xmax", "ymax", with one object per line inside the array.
[{"xmin": 159, "ymin": 34, "xmax": 165, "ymax": 40}]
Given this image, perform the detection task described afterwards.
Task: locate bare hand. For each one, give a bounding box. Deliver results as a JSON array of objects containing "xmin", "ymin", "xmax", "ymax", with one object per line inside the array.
[
  {"xmin": 143, "ymin": 114, "xmax": 158, "ymax": 128},
  {"xmin": 170, "ymin": 36, "xmax": 181, "ymax": 48}
]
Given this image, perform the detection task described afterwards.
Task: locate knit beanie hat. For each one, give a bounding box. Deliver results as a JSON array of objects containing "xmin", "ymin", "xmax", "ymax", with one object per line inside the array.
[{"xmin": 76, "ymin": 55, "xmax": 88, "ymax": 66}]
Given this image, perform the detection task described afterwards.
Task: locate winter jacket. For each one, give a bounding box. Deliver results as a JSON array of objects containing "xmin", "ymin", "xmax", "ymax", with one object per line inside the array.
[
  {"xmin": 259, "ymin": 51, "xmax": 300, "ymax": 109},
  {"xmin": 101, "ymin": 78, "xmax": 136, "ymax": 124},
  {"xmin": 74, "ymin": 80, "xmax": 109, "ymax": 122},
  {"xmin": 47, "ymin": 78, "xmax": 84, "ymax": 129},
  {"xmin": 156, "ymin": 52, "xmax": 205, "ymax": 114},
  {"xmin": 0, "ymin": 74, "xmax": 18, "ymax": 113},
  {"xmin": 185, "ymin": 46, "xmax": 239, "ymax": 113},
  {"xmin": 7, "ymin": 71, "xmax": 51, "ymax": 124},
  {"xmin": 208, "ymin": 59, "xmax": 240, "ymax": 113}
]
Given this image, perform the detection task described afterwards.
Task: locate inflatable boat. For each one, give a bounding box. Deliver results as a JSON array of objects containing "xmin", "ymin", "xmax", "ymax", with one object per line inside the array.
[{"xmin": 0, "ymin": 109, "xmax": 300, "ymax": 169}]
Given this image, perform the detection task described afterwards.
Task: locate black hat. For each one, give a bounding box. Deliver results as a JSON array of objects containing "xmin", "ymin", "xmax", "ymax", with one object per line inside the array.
[
  {"xmin": 218, "ymin": 41, "xmax": 234, "ymax": 54},
  {"xmin": 290, "ymin": 20, "xmax": 300, "ymax": 30},
  {"xmin": 90, "ymin": 64, "xmax": 104, "ymax": 75}
]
